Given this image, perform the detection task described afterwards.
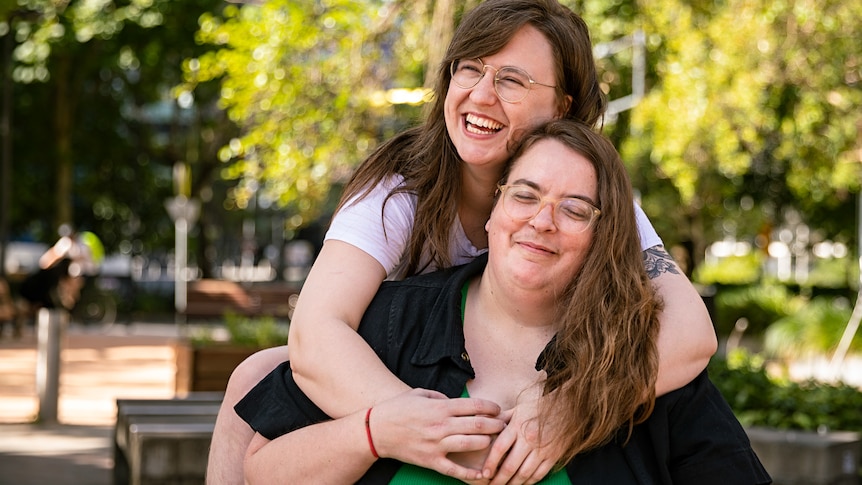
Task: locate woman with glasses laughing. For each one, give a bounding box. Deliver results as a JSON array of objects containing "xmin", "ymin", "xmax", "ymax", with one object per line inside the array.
[{"xmin": 207, "ymin": 1, "xmax": 719, "ymax": 483}]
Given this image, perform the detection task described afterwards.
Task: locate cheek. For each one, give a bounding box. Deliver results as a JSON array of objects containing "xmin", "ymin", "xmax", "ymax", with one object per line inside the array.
[
  {"xmin": 563, "ymin": 236, "xmax": 593, "ymax": 272},
  {"xmin": 507, "ymin": 100, "xmax": 561, "ymax": 131},
  {"xmin": 444, "ymin": 84, "xmax": 463, "ymax": 114},
  {"xmin": 486, "ymin": 211, "xmax": 516, "ymax": 248},
  {"xmin": 444, "ymin": 91, "xmax": 462, "ymax": 136}
]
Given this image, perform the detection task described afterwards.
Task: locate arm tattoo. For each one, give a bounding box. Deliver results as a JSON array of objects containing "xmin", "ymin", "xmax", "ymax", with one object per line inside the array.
[{"xmin": 643, "ymin": 245, "xmax": 680, "ymax": 280}]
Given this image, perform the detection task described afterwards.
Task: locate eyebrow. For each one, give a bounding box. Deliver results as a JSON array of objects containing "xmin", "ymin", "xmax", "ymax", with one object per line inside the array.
[{"xmin": 509, "ymin": 178, "xmax": 598, "ymax": 206}]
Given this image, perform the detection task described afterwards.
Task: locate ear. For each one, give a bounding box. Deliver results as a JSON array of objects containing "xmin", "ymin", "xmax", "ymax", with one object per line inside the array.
[{"xmin": 558, "ymin": 94, "xmax": 573, "ymax": 118}]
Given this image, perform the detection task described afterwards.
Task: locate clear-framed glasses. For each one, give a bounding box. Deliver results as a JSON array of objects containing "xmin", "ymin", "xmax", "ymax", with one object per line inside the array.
[
  {"xmin": 497, "ymin": 184, "xmax": 600, "ymax": 234},
  {"xmin": 450, "ymin": 58, "xmax": 556, "ymax": 103}
]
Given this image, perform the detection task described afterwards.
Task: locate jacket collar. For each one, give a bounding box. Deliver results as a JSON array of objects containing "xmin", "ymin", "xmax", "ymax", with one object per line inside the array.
[{"xmin": 412, "ymin": 253, "xmax": 488, "ymax": 373}]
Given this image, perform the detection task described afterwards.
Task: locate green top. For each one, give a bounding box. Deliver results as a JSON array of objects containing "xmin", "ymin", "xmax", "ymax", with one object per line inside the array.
[
  {"xmin": 391, "ymin": 464, "xmax": 571, "ymax": 485},
  {"xmin": 389, "ymin": 283, "xmax": 571, "ymax": 484}
]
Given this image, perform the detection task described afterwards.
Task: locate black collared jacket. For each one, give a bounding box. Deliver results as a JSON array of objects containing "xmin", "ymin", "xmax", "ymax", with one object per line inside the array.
[{"xmin": 236, "ymin": 254, "xmax": 771, "ymax": 484}]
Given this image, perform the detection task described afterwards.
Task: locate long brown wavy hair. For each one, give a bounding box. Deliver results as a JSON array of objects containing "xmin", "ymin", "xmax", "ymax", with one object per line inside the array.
[
  {"xmin": 500, "ymin": 120, "xmax": 662, "ymax": 465},
  {"xmin": 335, "ymin": 0, "xmax": 607, "ymax": 277}
]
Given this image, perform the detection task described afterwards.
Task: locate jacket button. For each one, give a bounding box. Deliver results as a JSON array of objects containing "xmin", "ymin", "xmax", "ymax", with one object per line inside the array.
[{"xmin": 461, "ymin": 352, "xmax": 470, "ymax": 362}]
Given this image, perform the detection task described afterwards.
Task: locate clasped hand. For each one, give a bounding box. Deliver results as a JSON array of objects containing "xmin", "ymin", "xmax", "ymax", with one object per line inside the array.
[{"xmin": 370, "ymin": 388, "xmax": 560, "ymax": 484}]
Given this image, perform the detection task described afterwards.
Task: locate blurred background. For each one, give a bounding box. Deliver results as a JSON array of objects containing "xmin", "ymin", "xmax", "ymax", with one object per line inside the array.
[{"xmin": 1, "ymin": 0, "xmax": 862, "ymax": 448}]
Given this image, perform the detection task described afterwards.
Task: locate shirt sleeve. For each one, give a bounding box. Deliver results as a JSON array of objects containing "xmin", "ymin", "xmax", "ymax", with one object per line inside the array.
[
  {"xmin": 634, "ymin": 202, "xmax": 663, "ymax": 251},
  {"xmin": 324, "ymin": 175, "xmax": 417, "ymax": 276},
  {"xmin": 234, "ymin": 361, "xmax": 330, "ymax": 441}
]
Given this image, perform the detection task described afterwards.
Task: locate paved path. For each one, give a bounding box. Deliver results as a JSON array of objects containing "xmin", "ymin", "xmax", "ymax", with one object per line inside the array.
[{"xmin": 0, "ymin": 320, "xmax": 194, "ymax": 485}]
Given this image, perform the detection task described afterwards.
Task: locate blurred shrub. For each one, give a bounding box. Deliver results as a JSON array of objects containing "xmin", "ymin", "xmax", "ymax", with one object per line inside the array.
[
  {"xmin": 710, "ymin": 349, "xmax": 862, "ymax": 433},
  {"xmin": 694, "ymin": 253, "xmax": 763, "ymax": 286},
  {"xmin": 764, "ymin": 297, "xmax": 856, "ymax": 359},
  {"xmin": 224, "ymin": 312, "xmax": 289, "ymax": 348},
  {"xmin": 189, "ymin": 312, "xmax": 289, "ymax": 348},
  {"xmin": 711, "ymin": 284, "xmax": 801, "ymax": 336},
  {"xmin": 805, "ymin": 256, "xmax": 855, "ymax": 289}
]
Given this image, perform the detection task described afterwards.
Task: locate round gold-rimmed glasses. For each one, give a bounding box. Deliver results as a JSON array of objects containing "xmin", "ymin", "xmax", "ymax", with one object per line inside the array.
[
  {"xmin": 497, "ymin": 184, "xmax": 600, "ymax": 234},
  {"xmin": 450, "ymin": 58, "xmax": 556, "ymax": 103}
]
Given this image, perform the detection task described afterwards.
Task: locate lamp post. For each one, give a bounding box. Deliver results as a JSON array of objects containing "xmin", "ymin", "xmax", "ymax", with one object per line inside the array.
[{"xmin": 165, "ymin": 163, "xmax": 200, "ymax": 324}]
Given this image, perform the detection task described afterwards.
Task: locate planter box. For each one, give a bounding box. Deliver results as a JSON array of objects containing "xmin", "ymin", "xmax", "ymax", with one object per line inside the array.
[
  {"xmin": 746, "ymin": 426, "xmax": 861, "ymax": 485},
  {"xmin": 174, "ymin": 342, "xmax": 261, "ymax": 395}
]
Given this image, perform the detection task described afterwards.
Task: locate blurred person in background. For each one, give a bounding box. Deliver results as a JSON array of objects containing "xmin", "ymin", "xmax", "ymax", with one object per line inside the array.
[{"xmin": 18, "ymin": 225, "xmax": 103, "ymax": 315}]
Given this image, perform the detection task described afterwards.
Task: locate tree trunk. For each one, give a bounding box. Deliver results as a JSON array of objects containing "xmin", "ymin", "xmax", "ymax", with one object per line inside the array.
[
  {"xmin": 424, "ymin": 0, "xmax": 454, "ymax": 89},
  {"xmin": 54, "ymin": 55, "xmax": 73, "ymax": 230},
  {"xmin": 686, "ymin": 205, "xmax": 706, "ymax": 275},
  {"xmin": 0, "ymin": 30, "xmax": 13, "ymax": 277}
]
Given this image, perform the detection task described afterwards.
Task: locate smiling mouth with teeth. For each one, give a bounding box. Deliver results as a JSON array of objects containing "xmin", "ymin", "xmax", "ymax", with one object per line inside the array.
[{"xmin": 466, "ymin": 113, "xmax": 504, "ymax": 134}]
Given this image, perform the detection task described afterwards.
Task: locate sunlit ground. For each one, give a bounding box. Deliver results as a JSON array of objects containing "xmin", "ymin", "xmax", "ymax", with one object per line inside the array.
[{"xmin": 0, "ymin": 329, "xmax": 177, "ymax": 426}]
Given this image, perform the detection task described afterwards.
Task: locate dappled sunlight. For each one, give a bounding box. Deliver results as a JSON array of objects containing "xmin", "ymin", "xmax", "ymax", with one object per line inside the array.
[
  {"xmin": 786, "ymin": 355, "xmax": 862, "ymax": 388},
  {"xmin": 0, "ymin": 334, "xmax": 177, "ymax": 425},
  {"xmin": 0, "ymin": 426, "xmax": 110, "ymax": 455},
  {"xmin": 0, "ymin": 397, "xmax": 38, "ymax": 424}
]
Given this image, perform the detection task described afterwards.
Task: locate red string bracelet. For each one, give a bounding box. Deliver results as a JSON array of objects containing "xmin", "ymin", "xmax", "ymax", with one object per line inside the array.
[{"xmin": 365, "ymin": 407, "xmax": 379, "ymax": 459}]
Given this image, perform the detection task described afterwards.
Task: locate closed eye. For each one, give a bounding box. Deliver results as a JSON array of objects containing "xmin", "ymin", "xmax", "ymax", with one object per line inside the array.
[{"xmin": 559, "ymin": 201, "xmax": 594, "ymax": 220}]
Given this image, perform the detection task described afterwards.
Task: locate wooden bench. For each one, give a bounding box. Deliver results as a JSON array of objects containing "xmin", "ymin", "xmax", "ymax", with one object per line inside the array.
[
  {"xmin": 184, "ymin": 279, "xmax": 299, "ymax": 320},
  {"xmin": 114, "ymin": 393, "xmax": 223, "ymax": 485}
]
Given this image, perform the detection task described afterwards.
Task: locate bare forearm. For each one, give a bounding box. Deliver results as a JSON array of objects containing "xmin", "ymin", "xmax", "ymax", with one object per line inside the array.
[
  {"xmin": 644, "ymin": 246, "xmax": 718, "ymax": 395},
  {"xmin": 290, "ymin": 318, "xmax": 411, "ymax": 416},
  {"xmin": 244, "ymin": 411, "xmax": 373, "ymax": 484},
  {"xmin": 244, "ymin": 390, "xmax": 504, "ymax": 483},
  {"xmin": 286, "ymin": 240, "xmax": 409, "ymax": 417}
]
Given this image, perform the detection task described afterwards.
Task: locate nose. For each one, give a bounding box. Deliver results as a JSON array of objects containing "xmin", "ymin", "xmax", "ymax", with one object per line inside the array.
[
  {"xmin": 469, "ymin": 69, "xmax": 499, "ymax": 105},
  {"xmin": 529, "ymin": 203, "xmax": 557, "ymax": 232}
]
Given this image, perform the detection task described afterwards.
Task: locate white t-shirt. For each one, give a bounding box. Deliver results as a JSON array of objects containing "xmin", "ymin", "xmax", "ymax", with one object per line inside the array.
[{"xmin": 325, "ymin": 175, "xmax": 662, "ymax": 279}]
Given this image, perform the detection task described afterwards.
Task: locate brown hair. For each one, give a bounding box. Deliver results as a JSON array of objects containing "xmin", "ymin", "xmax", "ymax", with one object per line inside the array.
[
  {"xmin": 338, "ymin": 0, "xmax": 606, "ymax": 277},
  {"xmin": 502, "ymin": 119, "xmax": 661, "ymax": 465}
]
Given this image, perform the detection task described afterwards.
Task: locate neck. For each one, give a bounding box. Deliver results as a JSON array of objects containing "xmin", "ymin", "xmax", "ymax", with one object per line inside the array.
[
  {"xmin": 474, "ymin": 272, "xmax": 557, "ymax": 334},
  {"xmin": 458, "ymin": 165, "xmax": 499, "ymax": 249},
  {"xmin": 460, "ymin": 162, "xmax": 501, "ymax": 205},
  {"xmin": 462, "ymin": 275, "xmax": 556, "ymax": 409}
]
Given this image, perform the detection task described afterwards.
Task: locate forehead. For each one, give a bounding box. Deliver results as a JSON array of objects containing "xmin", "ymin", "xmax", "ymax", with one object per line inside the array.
[
  {"xmin": 483, "ymin": 25, "xmax": 555, "ymax": 74},
  {"xmin": 508, "ymin": 139, "xmax": 597, "ymax": 195}
]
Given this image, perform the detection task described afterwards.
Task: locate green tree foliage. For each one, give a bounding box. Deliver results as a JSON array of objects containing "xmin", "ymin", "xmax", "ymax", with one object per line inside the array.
[
  {"xmin": 3, "ymin": 0, "xmax": 227, "ymax": 256},
  {"xmin": 5, "ymin": 0, "xmax": 860, "ymax": 282},
  {"xmin": 623, "ymin": 0, "xmax": 862, "ymax": 264},
  {"xmin": 180, "ymin": 0, "xmax": 436, "ymax": 232},
  {"xmin": 192, "ymin": 0, "xmax": 862, "ymax": 276}
]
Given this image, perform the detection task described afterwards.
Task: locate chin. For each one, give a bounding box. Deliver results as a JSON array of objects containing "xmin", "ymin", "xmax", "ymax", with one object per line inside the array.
[{"xmin": 509, "ymin": 272, "xmax": 549, "ymax": 290}]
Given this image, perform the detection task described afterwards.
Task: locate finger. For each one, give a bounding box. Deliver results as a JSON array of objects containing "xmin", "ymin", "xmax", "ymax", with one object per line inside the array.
[
  {"xmin": 439, "ymin": 433, "xmax": 495, "ymax": 453},
  {"xmin": 498, "ymin": 450, "xmax": 543, "ymax": 485},
  {"xmin": 481, "ymin": 423, "xmax": 517, "ymax": 478},
  {"xmin": 489, "ymin": 456, "xmax": 527, "ymax": 485},
  {"xmin": 447, "ymin": 415, "xmax": 506, "ymax": 437},
  {"xmin": 497, "ymin": 408, "xmax": 515, "ymax": 422},
  {"xmin": 488, "ymin": 438, "xmax": 532, "ymax": 484},
  {"xmin": 429, "ymin": 457, "xmax": 486, "ymax": 482},
  {"xmin": 524, "ymin": 459, "xmax": 556, "ymax": 485},
  {"xmin": 448, "ymin": 397, "xmax": 502, "ymax": 417}
]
